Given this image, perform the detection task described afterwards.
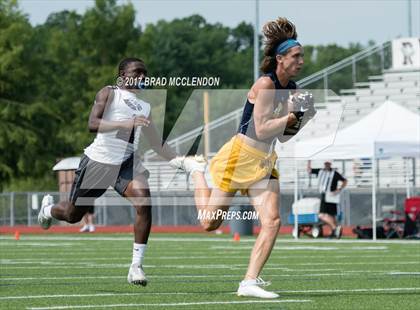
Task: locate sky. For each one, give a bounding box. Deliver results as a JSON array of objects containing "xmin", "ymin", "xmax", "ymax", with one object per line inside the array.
[{"xmin": 19, "ymin": 0, "xmax": 420, "ymax": 47}]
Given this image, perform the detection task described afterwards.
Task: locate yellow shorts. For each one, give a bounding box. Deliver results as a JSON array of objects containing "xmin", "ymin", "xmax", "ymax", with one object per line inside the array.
[{"xmin": 209, "ymin": 136, "xmax": 278, "ymax": 195}]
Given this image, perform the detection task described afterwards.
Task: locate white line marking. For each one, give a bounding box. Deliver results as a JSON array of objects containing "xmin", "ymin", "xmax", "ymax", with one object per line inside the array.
[
  {"xmin": 1, "ymin": 235, "xmax": 420, "ymax": 244},
  {"xmin": 3, "ymin": 276, "xmax": 111, "ymax": 282},
  {"xmin": 388, "ymin": 272, "xmax": 420, "ymax": 275},
  {"xmin": 0, "ymin": 273, "xmax": 356, "ymax": 282},
  {"xmin": 3, "ymin": 261, "xmax": 420, "ymax": 270},
  {"xmin": 212, "ymin": 245, "xmax": 389, "ymax": 250},
  {"xmin": 26, "ymin": 300, "xmax": 311, "ymax": 309},
  {"xmin": 276, "ymin": 287, "xmax": 420, "ymax": 294},
  {"xmin": 289, "ymin": 261, "xmax": 420, "ymax": 266},
  {"xmin": 0, "ymin": 257, "xmax": 239, "ymax": 264},
  {"xmin": 350, "ymin": 246, "xmax": 389, "ymax": 250},
  {"xmin": 2, "ymin": 287, "xmax": 419, "ymax": 302},
  {"xmin": 0, "ymin": 292, "xmax": 195, "ymax": 300},
  {"xmin": 1, "ymin": 270, "xmax": 415, "ymax": 282},
  {"xmin": 0, "ymin": 242, "xmax": 75, "ymax": 247},
  {"xmin": 1, "ymin": 254, "xmax": 418, "ymax": 263},
  {"xmin": 1, "ymin": 275, "xmax": 248, "ymax": 281}
]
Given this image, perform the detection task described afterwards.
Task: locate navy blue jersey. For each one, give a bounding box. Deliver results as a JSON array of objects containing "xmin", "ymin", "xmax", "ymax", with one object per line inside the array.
[{"xmin": 237, "ymin": 72, "xmax": 297, "ymax": 144}]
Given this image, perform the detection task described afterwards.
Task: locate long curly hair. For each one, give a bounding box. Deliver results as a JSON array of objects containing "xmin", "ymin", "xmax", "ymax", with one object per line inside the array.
[{"xmin": 260, "ymin": 17, "xmax": 298, "ymax": 73}]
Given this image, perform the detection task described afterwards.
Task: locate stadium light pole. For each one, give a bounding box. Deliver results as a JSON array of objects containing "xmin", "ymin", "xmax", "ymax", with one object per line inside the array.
[
  {"xmin": 254, "ymin": 0, "xmax": 259, "ymax": 81},
  {"xmin": 372, "ymin": 156, "xmax": 377, "ymax": 241},
  {"xmin": 203, "ymin": 91, "xmax": 210, "ymax": 159},
  {"xmin": 293, "ymin": 160, "xmax": 299, "ymax": 240},
  {"xmin": 408, "ymin": 0, "xmax": 412, "ymax": 37}
]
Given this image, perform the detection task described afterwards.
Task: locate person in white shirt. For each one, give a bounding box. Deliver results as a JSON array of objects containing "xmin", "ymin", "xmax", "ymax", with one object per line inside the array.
[
  {"xmin": 38, "ymin": 57, "xmax": 177, "ymax": 286},
  {"xmin": 307, "ymin": 160, "xmax": 347, "ymax": 238}
]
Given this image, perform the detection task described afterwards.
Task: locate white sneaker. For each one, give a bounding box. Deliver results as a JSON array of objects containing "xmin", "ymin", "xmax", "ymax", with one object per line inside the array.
[
  {"xmin": 237, "ymin": 277, "xmax": 279, "ymax": 299},
  {"xmin": 88, "ymin": 225, "xmax": 95, "ymax": 233},
  {"xmin": 169, "ymin": 155, "xmax": 206, "ymax": 174},
  {"xmin": 80, "ymin": 225, "xmax": 89, "ymax": 232},
  {"xmin": 38, "ymin": 195, "xmax": 53, "ymax": 230},
  {"xmin": 127, "ymin": 265, "xmax": 147, "ymax": 286},
  {"xmin": 335, "ymin": 225, "xmax": 343, "ymax": 239}
]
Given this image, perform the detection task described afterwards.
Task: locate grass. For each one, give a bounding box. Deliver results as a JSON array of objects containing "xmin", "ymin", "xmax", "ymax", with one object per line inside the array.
[{"xmin": 1, "ymin": 233, "xmax": 420, "ymax": 309}]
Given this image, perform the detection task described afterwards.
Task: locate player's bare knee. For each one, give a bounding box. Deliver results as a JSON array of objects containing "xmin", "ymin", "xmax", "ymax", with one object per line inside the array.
[
  {"xmin": 262, "ymin": 216, "xmax": 281, "ymax": 231},
  {"xmin": 273, "ymin": 217, "xmax": 281, "ymax": 230},
  {"xmin": 131, "ymin": 195, "xmax": 151, "ymax": 208},
  {"xmin": 133, "ymin": 203, "xmax": 151, "ymax": 216},
  {"xmin": 276, "ymin": 217, "xmax": 282, "ymax": 229}
]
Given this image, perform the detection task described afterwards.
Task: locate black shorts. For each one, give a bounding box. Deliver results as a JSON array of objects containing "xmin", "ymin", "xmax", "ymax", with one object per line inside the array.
[
  {"xmin": 320, "ymin": 193, "xmax": 337, "ymax": 216},
  {"xmin": 69, "ymin": 154, "xmax": 149, "ymax": 206}
]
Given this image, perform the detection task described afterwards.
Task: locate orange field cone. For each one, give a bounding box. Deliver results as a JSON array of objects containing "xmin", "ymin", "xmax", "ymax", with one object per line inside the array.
[
  {"xmin": 14, "ymin": 230, "xmax": 20, "ymax": 240},
  {"xmin": 233, "ymin": 232, "xmax": 240, "ymax": 242}
]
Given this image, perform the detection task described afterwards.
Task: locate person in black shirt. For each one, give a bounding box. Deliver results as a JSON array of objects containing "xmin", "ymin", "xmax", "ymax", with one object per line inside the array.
[{"xmin": 307, "ymin": 160, "xmax": 347, "ymax": 238}]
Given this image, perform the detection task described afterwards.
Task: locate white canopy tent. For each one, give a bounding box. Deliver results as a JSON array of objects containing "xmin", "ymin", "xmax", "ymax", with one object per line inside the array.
[
  {"xmin": 293, "ymin": 101, "xmax": 420, "ymax": 160},
  {"xmin": 282, "ymin": 101, "xmax": 420, "ymax": 240}
]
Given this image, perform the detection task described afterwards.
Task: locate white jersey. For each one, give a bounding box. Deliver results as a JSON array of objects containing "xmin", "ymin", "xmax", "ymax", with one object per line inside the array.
[
  {"xmin": 84, "ymin": 86, "xmax": 151, "ymax": 165},
  {"xmin": 317, "ymin": 169, "xmax": 335, "ymax": 193}
]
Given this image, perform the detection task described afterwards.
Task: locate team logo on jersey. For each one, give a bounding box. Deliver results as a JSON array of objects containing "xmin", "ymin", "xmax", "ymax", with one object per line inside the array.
[{"xmin": 123, "ymin": 98, "xmax": 143, "ymax": 112}]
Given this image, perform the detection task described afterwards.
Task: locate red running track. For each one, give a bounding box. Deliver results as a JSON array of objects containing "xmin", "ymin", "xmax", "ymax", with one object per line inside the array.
[{"xmin": 0, "ymin": 225, "xmax": 356, "ymax": 236}]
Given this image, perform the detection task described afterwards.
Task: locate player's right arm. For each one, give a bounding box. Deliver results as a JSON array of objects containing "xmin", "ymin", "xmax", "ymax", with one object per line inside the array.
[
  {"xmin": 252, "ymin": 77, "xmax": 297, "ymax": 141},
  {"xmin": 88, "ymin": 87, "xmax": 150, "ymax": 133}
]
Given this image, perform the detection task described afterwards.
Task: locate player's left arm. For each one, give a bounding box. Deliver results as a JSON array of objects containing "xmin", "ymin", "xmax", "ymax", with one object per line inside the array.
[{"xmin": 142, "ymin": 111, "xmax": 177, "ymax": 161}]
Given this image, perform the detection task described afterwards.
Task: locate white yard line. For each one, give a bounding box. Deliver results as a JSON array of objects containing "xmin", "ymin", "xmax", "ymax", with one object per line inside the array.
[
  {"xmin": 2, "ymin": 270, "xmax": 417, "ymax": 282},
  {"xmin": 0, "ymin": 274, "xmax": 336, "ymax": 281},
  {"xmin": 0, "ymin": 292, "xmax": 196, "ymax": 300},
  {"xmin": 211, "ymin": 245, "xmax": 389, "ymax": 250},
  {"xmin": 1, "ymin": 235, "xmax": 420, "ymax": 244},
  {"xmin": 0, "ymin": 243, "xmax": 76, "ymax": 247},
  {"xmin": 287, "ymin": 261, "xmax": 420, "ymax": 266},
  {"xmin": 276, "ymin": 287, "xmax": 420, "ymax": 294},
  {"xmin": 1, "ymin": 254, "xmax": 418, "ymax": 263},
  {"xmin": 2, "ymin": 287, "xmax": 419, "ymax": 302},
  {"xmin": 26, "ymin": 300, "xmax": 311, "ymax": 310},
  {"xmin": 0, "ymin": 275, "xmax": 126, "ymax": 281},
  {"xmin": 2, "ymin": 261, "xmax": 420, "ymax": 270}
]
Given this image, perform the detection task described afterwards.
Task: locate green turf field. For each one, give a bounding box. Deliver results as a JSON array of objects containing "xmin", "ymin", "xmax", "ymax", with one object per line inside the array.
[{"xmin": 1, "ymin": 233, "xmax": 420, "ymax": 309}]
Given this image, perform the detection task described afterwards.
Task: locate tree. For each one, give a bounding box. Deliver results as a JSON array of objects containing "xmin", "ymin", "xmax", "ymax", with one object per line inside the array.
[
  {"xmin": 0, "ymin": 0, "xmax": 41, "ymax": 189},
  {"xmin": 135, "ymin": 15, "xmax": 254, "ymax": 139},
  {"xmin": 0, "ymin": 0, "xmax": 376, "ymax": 191}
]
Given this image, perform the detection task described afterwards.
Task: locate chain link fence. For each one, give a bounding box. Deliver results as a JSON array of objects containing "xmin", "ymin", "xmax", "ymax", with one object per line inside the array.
[{"xmin": 1, "ymin": 188, "xmax": 417, "ymax": 228}]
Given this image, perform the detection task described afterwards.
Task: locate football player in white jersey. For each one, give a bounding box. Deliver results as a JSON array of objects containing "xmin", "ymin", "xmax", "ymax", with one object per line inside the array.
[{"xmin": 38, "ymin": 58, "xmax": 177, "ymax": 286}]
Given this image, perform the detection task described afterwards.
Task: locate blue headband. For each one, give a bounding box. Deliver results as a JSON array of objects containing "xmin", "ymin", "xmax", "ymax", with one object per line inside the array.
[{"xmin": 276, "ymin": 39, "xmax": 301, "ymax": 55}]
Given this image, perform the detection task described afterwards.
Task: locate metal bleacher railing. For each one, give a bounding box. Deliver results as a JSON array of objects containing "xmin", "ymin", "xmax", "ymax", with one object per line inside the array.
[{"xmin": 298, "ymin": 41, "xmax": 391, "ymax": 96}]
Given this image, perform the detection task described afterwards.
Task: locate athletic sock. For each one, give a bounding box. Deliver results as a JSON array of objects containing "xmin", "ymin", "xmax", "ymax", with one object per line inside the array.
[{"xmin": 131, "ymin": 243, "xmax": 147, "ymax": 267}]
